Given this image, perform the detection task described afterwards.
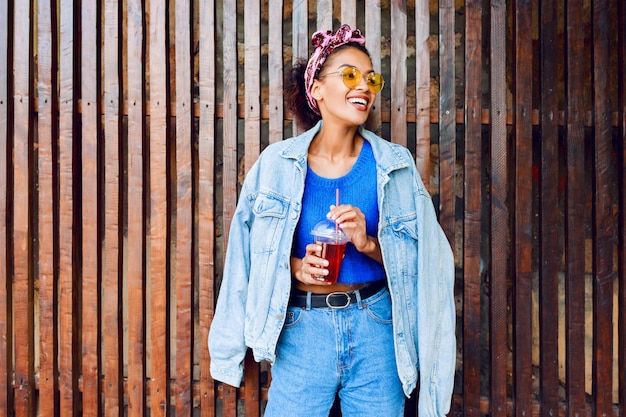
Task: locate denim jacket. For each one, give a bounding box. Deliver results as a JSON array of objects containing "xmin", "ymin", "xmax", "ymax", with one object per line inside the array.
[{"xmin": 209, "ymin": 121, "xmax": 456, "ymax": 416}]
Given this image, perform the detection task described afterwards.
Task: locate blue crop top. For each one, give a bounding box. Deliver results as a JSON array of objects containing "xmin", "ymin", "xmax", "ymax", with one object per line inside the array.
[{"xmin": 292, "ymin": 140, "xmax": 386, "ymax": 285}]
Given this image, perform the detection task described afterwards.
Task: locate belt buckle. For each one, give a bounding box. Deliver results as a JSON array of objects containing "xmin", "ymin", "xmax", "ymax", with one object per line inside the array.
[{"xmin": 325, "ymin": 292, "xmax": 351, "ymax": 309}]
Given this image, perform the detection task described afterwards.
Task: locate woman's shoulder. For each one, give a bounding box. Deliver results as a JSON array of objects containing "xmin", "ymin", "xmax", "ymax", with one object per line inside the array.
[
  {"xmin": 256, "ymin": 135, "xmax": 303, "ymax": 163},
  {"xmin": 257, "ymin": 127, "xmax": 318, "ymax": 163},
  {"xmin": 360, "ymin": 128, "xmax": 414, "ymax": 164}
]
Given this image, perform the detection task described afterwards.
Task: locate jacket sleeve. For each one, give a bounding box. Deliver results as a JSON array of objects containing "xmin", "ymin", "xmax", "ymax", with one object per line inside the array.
[
  {"xmin": 417, "ymin": 218, "xmax": 456, "ymax": 416},
  {"xmin": 208, "ymin": 179, "xmax": 255, "ymax": 387},
  {"xmin": 410, "ymin": 155, "xmax": 457, "ymax": 416}
]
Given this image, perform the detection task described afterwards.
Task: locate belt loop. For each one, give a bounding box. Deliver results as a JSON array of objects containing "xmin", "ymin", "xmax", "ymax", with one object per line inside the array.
[
  {"xmin": 355, "ymin": 288, "xmax": 364, "ymax": 307},
  {"xmin": 305, "ymin": 292, "xmax": 312, "ymax": 310}
]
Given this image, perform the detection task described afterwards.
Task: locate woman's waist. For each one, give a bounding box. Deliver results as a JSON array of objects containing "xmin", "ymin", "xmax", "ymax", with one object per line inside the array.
[{"xmin": 289, "ymin": 279, "xmax": 387, "ymax": 308}]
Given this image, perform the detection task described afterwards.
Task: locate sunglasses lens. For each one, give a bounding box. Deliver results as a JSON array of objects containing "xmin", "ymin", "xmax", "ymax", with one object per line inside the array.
[
  {"xmin": 332, "ymin": 67, "xmax": 383, "ymax": 92},
  {"xmin": 341, "ymin": 67, "xmax": 361, "ymax": 88},
  {"xmin": 367, "ymin": 73, "xmax": 384, "ymax": 93}
]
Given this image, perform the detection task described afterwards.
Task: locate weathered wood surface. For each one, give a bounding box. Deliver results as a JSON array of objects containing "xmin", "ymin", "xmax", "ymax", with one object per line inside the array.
[
  {"xmin": 103, "ymin": 0, "xmax": 122, "ymax": 414},
  {"xmin": 127, "ymin": 0, "xmax": 145, "ymax": 414},
  {"xmin": 148, "ymin": 0, "xmax": 169, "ymax": 415},
  {"xmin": 268, "ymin": 1, "xmax": 284, "ymax": 144},
  {"xmin": 413, "ymin": 0, "xmax": 430, "ymax": 188},
  {"xmin": 438, "ymin": 0, "xmax": 455, "ymax": 247},
  {"xmin": 198, "ymin": 0, "xmax": 217, "ymax": 414},
  {"xmin": 244, "ymin": 0, "xmax": 261, "ymax": 176},
  {"xmin": 58, "ymin": 0, "xmax": 76, "ymax": 412},
  {"xmin": 616, "ymin": 2, "xmax": 626, "ymax": 416},
  {"xmin": 81, "ymin": 0, "xmax": 100, "ymax": 414},
  {"xmin": 513, "ymin": 1, "xmax": 533, "ymax": 416},
  {"xmin": 539, "ymin": 0, "xmax": 561, "ymax": 414},
  {"xmin": 175, "ymin": 0, "xmax": 194, "ymax": 414},
  {"xmin": 0, "ymin": 0, "xmax": 7, "ymax": 414},
  {"xmin": 591, "ymin": 2, "xmax": 615, "ymax": 416},
  {"xmin": 489, "ymin": 1, "xmax": 509, "ymax": 416},
  {"xmin": 0, "ymin": 0, "xmax": 623, "ymax": 416},
  {"xmin": 462, "ymin": 0, "xmax": 482, "ymax": 414},
  {"xmin": 565, "ymin": 0, "xmax": 587, "ymax": 415},
  {"xmin": 36, "ymin": 0, "xmax": 55, "ymax": 414},
  {"xmin": 390, "ymin": 0, "xmax": 407, "ymax": 148},
  {"xmin": 13, "ymin": 0, "xmax": 33, "ymax": 415}
]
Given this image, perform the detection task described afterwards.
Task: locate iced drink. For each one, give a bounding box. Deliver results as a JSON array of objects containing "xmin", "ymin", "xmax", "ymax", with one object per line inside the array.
[{"xmin": 311, "ymin": 218, "xmax": 349, "ymax": 283}]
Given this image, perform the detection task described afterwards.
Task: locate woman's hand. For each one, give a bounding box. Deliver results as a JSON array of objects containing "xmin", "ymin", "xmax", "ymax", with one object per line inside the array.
[
  {"xmin": 290, "ymin": 244, "xmax": 333, "ymax": 286},
  {"xmin": 328, "ymin": 204, "xmax": 383, "ymax": 264}
]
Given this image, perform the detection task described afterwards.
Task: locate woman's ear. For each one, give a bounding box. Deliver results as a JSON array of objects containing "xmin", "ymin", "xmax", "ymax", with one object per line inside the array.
[{"xmin": 310, "ymin": 80, "xmax": 323, "ymax": 102}]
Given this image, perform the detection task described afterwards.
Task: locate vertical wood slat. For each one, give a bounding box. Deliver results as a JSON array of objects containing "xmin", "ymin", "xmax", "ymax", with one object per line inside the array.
[
  {"xmin": 538, "ymin": 0, "xmax": 560, "ymax": 414},
  {"xmin": 268, "ymin": 0, "xmax": 283, "ymax": 144},
  {"xmin": 244, "ymin": 1, "xmax": 260, "ymax": 175},
  {"xmin": 390, "ymin": 0, "xmax": 407, "ymax": 147},
  {"xmin": 81, "ymin": 0, "xmax": 100, "ymax": 412},
  {"xmin": 148, "ymin": 0, "xmax": 169, "ymax": 412},
  {"xmin": 244, "ymin": 352, "xmax": 260, "ymax": 417},
  {"xmin": 222, "ymin": 385, "xmax": 238, "ymax": 417},
  {"xmin": 462, "ymin": 0, "xmax": 482, "ymax": 414},
  {"xmin": 222, "ymin": 0, "xmax": 238, "ymax": 262},
  {"xmin": 175, "ymin": 0, "xmax": 194, "ymax": 413},
  {"xmin": 512, "ymin": 1, "xmax": 533, "ymax": 416},
  {"xmin": 36, "ymin": 4, "xmax": 57, "ymax": 417},
  {"xmin": 364, "ymin": 0, "xmax": 381, "ymax": 135},
  {"xmin": 219, "ymin": 1, "xmax": 239, "ymax": 410},
  {"xmin": 37, "ymin": 0, "xmax": 56, "ymax": 413},
  {"xmin": 12, "ymin": 0, "xmax": 34, "ymax": 414},
  {"xmin": 489, "ymin": 0, "xmax": 508, "ymax": 415},
  {"xmin": 220, "ymin": 0, "xmax": 238, "ymax": 411},
  {"xmin": 340, "ymin": 0, "xmax": 356, "ymax": 28},
  {"xmin": 564, "ymin": 0, "xmax": 587, "ymax": 414},
  {"xmin": 438, "ymin": 0, "xmax": 455, "ymax": 246},
  {"xmin": 412, "ymin": 0, "xmax": 429, "ymax": 185},
  {"xmin": 243, "ymin": 4, "xmax": 261, "ymax": 415},
  {"xmin": 103, "ymin": 0, "xmax": 122, "ymax": 413},
  {"xmin": 126, "ymin": 0, "xmax": 145, "ymax": 414},
  {"xmin": 591, "ymin": 1, "xmax": 614, "ymax": 415},
  {"xmin": 316, "ymin": 0, "xmax": 332, "ymax": 30},
  {"xmin": 0, "ymin": 0, "xmax": 7, "ymax": 413},
  {"xmin": 619, "ymin": 2, "xmax": 626, "ymax": 415},
  {"xmin": 198, "ymin": 0, "xmax": 216, "ymax": 413},
  {"xmin": 292, "ymin": 0, "xmax": 308, "ymax": 135},
  {"xmin": 246, "ymin": 5, "xmax": 264, "ymax": 414},
  {"xmin": 58, "ymin": 0, "xmax": 75, "ymax": 413}
]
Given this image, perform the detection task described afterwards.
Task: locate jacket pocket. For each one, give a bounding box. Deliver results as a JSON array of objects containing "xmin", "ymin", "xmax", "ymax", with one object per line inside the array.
[
  {"xmin": 386, "ymin": 214, "xmax": 419, "ymax": 276},
  {"xmin": 250, "ymin": 192, "xmax": 288, "ymax": 254}
]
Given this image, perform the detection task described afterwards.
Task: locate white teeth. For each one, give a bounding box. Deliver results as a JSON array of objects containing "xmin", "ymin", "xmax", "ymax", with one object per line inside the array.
[{"xmin": 348, "ymin": 97, "xmax": 368, "ymax": 106}]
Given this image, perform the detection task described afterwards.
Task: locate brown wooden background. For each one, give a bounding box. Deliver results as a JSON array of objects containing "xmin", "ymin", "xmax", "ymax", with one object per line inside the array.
[{"xmin": 0, "ymin": 0, "xmax": 625, "ymax": 416}]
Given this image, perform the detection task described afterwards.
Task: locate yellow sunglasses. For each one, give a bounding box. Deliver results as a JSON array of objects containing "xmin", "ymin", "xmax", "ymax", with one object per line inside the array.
[{"xmin": 320, "ymin": 66, "xmax": 385, "ymax": 93}]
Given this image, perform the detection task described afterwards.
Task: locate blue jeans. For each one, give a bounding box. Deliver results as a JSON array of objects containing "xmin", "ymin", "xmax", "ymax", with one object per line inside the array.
[{"xmin": 264, "ymin": 287, "xmax": 405, "ymax": 417}]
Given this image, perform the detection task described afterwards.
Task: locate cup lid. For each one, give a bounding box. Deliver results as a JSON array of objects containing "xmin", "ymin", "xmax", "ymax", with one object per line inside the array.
[{"xmin": 311, "ymin": 218, "xmax": 349, "ymax": 242}]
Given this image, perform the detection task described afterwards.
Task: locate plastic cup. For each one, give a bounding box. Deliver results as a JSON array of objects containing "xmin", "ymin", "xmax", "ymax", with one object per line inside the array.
[{"xmin": 311, "ymin": 218, "xmax": 349, "ymax": 283}]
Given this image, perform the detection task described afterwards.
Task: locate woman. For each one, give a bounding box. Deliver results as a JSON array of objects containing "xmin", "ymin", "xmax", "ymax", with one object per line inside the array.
[{"xmin": 209, "ymin": 25, "xmax": 456, "ymax": 417}]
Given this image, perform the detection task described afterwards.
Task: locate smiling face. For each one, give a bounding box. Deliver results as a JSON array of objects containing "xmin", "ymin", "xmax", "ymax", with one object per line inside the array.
[{"xmin": 310, "ymin": 47, "xmax": 378, "ymax": 127}]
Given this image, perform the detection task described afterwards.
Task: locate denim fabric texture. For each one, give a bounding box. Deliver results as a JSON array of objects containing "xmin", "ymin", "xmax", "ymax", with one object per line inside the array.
[
  {"xmin": 208, "ymin": 121, "xmax": 456, "ymax": 416},
  {"xmin": 264, "ymin": 287, "xmax": 404, "ymax": 417}
]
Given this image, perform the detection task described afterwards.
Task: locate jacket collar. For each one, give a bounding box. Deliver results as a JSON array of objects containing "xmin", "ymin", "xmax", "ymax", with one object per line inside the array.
[{"xmin": 280, "ymin": 120, "xmax": 411, "ymax": 176}]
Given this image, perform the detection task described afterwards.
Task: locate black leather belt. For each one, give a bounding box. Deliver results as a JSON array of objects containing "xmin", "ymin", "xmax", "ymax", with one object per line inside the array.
[{"xmin": 289, "ymin": 280, "xmax": 387, "ymax": 309}]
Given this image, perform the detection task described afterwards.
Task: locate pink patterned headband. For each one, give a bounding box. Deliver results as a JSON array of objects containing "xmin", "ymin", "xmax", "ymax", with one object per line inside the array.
[{"xmin": 304, "ymin": 24, "xmax": 366, "ymax": 115}]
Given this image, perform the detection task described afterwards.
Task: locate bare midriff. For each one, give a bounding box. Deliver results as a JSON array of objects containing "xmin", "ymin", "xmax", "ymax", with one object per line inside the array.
[{"xmin": 293, "ymin": 281, "xmax": 366, "ymax": 294}]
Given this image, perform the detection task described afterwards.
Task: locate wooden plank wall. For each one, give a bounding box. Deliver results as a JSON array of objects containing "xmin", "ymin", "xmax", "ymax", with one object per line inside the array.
[
  {"xmin": 0, "ymin": 0, "xmax": 7, "ymax": 414},
  {"xmin": 0, "ymin": 0, "xmax": 625, "ymax": 416}
]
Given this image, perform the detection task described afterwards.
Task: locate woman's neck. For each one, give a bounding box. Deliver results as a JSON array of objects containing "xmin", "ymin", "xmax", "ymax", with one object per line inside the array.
[
  {"xmin": 310, "ymin": 125, "xmax": 361, "ymax": 158},
  {"xmin": 307, "ymin": 125, "xmax": 363, "ymax": 178}
]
